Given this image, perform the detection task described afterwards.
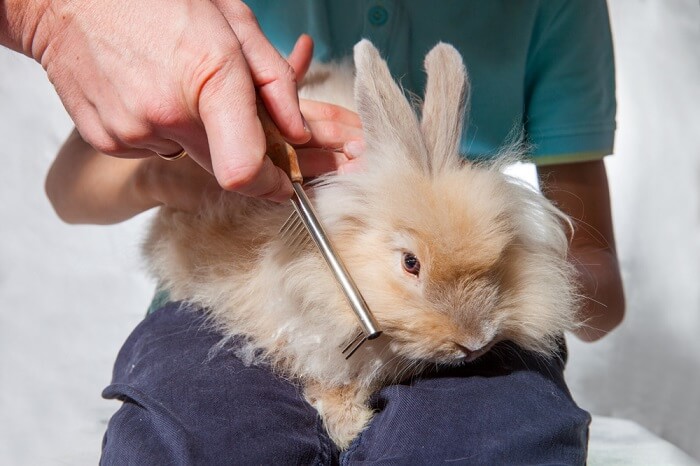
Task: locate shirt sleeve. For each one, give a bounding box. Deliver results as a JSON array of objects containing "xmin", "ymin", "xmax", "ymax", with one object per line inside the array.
[{"xmin": 524, "ymin": 0, "xmax": 616, "ymax": 165}]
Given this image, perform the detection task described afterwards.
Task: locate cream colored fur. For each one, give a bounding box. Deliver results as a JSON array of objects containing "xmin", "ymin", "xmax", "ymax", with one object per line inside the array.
[{"xmin": 144, "ymin": 40, "xmax": 579, "ymax": 449}]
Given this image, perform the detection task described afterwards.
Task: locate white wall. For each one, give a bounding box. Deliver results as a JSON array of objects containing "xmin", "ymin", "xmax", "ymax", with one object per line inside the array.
[
  {"xmin": 0, "ymin": 52, "xmax": 154, "ymax": 464},
  {"xmin": 566, "ymin": 0, "xmax": 700, "ymax": 459},
  {"xmin": 0, "ymin": 0, "xmax": 698, "ymax": 463}
]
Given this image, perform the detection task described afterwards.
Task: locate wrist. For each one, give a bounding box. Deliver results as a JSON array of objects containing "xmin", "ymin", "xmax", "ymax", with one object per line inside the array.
[
  {"xmin": 0, "ymin": 0, "xmax": 54, "ymax": 59},
  {"xmin": 570, "ymin": 246, "xmax": 625, "ymax": 342},
  {"xmin": 131, "ymin": 157, "xmax": 165, "ymax": 211}
]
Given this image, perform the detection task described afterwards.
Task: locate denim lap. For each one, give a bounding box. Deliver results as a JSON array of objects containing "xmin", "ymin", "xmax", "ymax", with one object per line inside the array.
[
  {"xmin": 101, "ymin": 302, "xmax": 589, "ymax": 465},
  {"xmin": 342, "ymin": 346, "xmax": 590, "ymax": 465},
  {"xmin": 101, "ymin": 302, "xmax": 337, "ymax": 465}
]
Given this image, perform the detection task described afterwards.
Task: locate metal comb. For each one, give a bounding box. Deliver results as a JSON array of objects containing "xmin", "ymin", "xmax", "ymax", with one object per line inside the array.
[{"xmin": 257, "ymin": 100, "xmax": 382, "ymax": 358}]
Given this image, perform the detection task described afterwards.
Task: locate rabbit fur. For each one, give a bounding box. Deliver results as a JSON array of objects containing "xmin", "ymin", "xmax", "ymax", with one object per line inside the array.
[{"xmin": 144, "ymin": 40, "xmax": 579, "ymax": 449}]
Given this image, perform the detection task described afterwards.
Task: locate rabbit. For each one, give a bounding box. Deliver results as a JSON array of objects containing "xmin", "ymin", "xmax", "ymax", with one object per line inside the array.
[{"xmin": 144, "ymin": 40, "xmax": 579, "ymax": 449}]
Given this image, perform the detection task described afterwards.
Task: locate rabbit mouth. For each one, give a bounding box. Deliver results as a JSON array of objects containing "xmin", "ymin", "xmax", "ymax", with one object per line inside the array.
[
  {"xmin": 386, "ymin": 335, "xmax": 497, "ymax": 365},
  {"xmin": 449, "ymin": 339, "xmax": 497, "ymax": 364}
]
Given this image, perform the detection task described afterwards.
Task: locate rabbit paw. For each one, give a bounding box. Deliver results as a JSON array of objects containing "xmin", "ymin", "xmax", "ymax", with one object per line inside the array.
[{"xmin": 305, "ymin": 383, "xmax": 374, "ymax": 450}]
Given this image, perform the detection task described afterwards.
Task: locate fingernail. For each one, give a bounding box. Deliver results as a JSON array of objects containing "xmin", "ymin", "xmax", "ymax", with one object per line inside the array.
[
  {"xmin": 343, "ymin": 140, "xmax": 366, "ymax": 158},
  {"xmin": 302, "ymin": 115, "xmax": 312, "ymax": 135}
]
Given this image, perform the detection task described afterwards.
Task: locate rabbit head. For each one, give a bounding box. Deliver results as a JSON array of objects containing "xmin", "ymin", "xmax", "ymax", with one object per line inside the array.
[{"xmin": 313, "ymin": 41, "xmax": 578, "ymax": 366}]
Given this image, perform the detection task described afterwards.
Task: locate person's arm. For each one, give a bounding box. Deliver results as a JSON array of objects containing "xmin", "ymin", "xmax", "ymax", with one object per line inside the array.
[
  {"xmin": 538, "ymin": 160, "xmax": 625, "ymax": 341},
  {"xmin": 45, "ymin": 128, "xmax": 221, "ymax": 224},
  {"xmin": 3, "ymin": 0, "xmax": 310, "ymax": 201},
  {"xmin": 46, "ymin": 129, "xmax": 152, "ymax": 225}
]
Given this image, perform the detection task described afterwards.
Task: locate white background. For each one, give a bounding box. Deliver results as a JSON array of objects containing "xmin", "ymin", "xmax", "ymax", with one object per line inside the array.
[{"xmin": 1, "ymin": 0, "xmax": 698, "ymax": 463}]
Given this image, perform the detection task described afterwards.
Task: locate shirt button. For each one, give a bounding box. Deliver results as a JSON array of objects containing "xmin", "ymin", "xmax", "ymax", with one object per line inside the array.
[{"xmin": 368, "ymin": 5, "xmax": 389, "ymax": 26}]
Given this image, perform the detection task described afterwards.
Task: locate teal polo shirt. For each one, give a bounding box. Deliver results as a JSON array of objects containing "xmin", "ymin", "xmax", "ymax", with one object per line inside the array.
[{"xmin": 248, "ymin": 0, "xmax": 616, "ymax": 165}]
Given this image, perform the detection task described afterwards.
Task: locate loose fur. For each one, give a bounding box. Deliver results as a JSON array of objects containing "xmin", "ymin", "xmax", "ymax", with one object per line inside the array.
[{"xmin": 144, "ymin": 40, "xmax": 579, "ymax": 449}]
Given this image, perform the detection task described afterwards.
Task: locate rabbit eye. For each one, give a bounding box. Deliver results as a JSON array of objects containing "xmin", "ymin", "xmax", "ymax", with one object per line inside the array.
[{"xmin": 402, "ymin": 252, "xmax": 421, "ymax": 276}]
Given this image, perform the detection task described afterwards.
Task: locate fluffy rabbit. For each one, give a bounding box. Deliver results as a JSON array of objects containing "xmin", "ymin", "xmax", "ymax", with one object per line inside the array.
[{"xmin": 144, "ymin": 40, "xmax": 579, "ymax": 449}]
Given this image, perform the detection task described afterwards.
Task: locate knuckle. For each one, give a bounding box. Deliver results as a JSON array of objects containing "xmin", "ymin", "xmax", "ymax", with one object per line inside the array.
[
  {"xmin": 189, "ymin": 50, "xmax": 244, "ymax": 106},
  {"xmin": 280, "ymin": 62, "xmax": 297, "ymax": 85},
  {"xmin": 322, "ymin": 121, "xmax": 343, "ymax": 142},
  {"xmin": 143, "ymin": 99, "xmax": 189, "ymax": 131},
  {"xmin": 253, "ymin": 59, "xmax": 296, "ymax": 90},
  {"xmin": 88, "ymin": 133, "xmax": 124, "ymax": 156},
  {"xmin": 216, "ymin": 159, "xmax": 263, "ymax": 192},
  {"xmin": 321, "ymin": 104, "xmax": 342, "ymax": 121},
  {"xmin": 231, "ymin": 3, "xmax": 258, "ymax": 27},
  {"xmin": 118, "ymin": 121, "xmax": 152, "ymax": 146}
]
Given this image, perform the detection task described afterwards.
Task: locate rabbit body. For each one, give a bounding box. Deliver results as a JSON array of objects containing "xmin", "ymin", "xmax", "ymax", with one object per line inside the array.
[{"xmin": 144, "ymin": 41, "xmax": 578, "ymax": 449}]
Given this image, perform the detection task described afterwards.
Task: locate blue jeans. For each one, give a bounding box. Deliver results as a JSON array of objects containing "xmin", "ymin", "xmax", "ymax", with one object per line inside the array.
[{"xmin": 101, "ymin": 302, "xmax": 590, "ymax": 465}]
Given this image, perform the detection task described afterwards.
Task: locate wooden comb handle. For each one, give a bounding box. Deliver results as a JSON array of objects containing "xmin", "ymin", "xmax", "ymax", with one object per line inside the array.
[{"xmin": 256, "ymin": 100, "xmax": 303, "ymax": 184}]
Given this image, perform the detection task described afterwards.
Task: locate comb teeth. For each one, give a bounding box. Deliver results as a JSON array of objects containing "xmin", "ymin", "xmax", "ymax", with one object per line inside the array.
[
  {"xmin": 280, "ymin": 210, "xmax": 370, "ymax": 358},
  {"xmin": 341, "ymin": 331, "xmax": 367, "ymax": 360},
  {"xmin": 278, "ymin": 186, "xmax": 380, "ymax": 359},
  {"xmin": 279, "ymin": 211, "xmax": 313, "ymax": 251}
]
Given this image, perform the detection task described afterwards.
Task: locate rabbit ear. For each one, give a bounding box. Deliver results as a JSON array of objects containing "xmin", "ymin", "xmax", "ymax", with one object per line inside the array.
[
  {"xmin": 353, "ymin": 40, "xmax": 429, "ymax": 171},
  {"xmin": 420, "ymin": 43, "xmax": 470, "ymax": 172}
]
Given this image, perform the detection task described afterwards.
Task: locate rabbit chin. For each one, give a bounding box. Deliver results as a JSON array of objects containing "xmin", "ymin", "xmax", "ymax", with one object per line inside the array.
[
  {"xmin": 389, "ymin": 337, "xmax": 498, "ymax": 365},
  {"xmin": 383, "ymin": 323, "xmax": 499, "ymax": 366}
]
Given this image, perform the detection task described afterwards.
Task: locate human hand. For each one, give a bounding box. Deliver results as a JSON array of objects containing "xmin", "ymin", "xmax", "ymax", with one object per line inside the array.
[
  {"xmin": 135, "ymin": 35, "xmax": 366, "ymax": 214},
  {"xmin": 44, "ymin": 31, "xmax": 367, "ymax": 223},
  {"xmin": 16, "ymin": 0, "xmax": 311, "ymax": 201}
]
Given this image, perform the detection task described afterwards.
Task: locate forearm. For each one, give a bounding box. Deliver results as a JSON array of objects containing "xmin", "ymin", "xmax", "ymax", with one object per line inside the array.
[
  {"xmin": 46, "ymin": 129, "xmax": 158, "ymax": 224},
  {"xmin": 537, "ymin": 159, "xmax": 626, "ymax": 341}
]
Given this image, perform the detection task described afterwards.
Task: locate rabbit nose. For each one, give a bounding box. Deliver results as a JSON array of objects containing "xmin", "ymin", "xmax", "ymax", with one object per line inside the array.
[
  {"xmin": 454, "ymin": 342, "xmax": 488, "ymax": 362},
  {"xmin": 455, "ymin": 343, "xmax": 476, "ymax": 358}
]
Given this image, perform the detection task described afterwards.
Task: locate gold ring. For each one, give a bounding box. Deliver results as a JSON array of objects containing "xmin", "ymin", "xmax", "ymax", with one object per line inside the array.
[{"xmin": 156, "ymin": 149, "xmax": 188, "ymax": 161}]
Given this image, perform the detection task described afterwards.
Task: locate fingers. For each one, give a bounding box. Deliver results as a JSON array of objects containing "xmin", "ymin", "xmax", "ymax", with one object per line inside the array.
[
  {"xmin": 343, "ymin": 140, "xmax": 366, "ymax": 159},
  {"xmin": 69, "ymin": 82, "xmax": 199, "ymax": 161},
  {"xmin": 287, "ymin": 34, "xmax": 314, "ymax": 82},
  {"xmin": 214, "ymin": 1, "xmax": 309, "ymax": 145},
  {"xmin": 68, "ymin": 100, "xmax": 156, "ymax": 159},
  {"xmin": 296, "ymin": 148, "xmax": 366, "ymax": 178},
  {"xmin": 291, "ymin": 100, "xmax": 365, "ymax": 178},
  {"xmin": 296, "ymin": 148, "xmax": 350, "ymax": 177},
  {"xmin": 297, "ymin": 100, "xmax": 363, "ymax": 149},
  {"xmin": 199, "ymin": 86, "xmax": 293, "ymax": 200},
  {"xmin": 300, "ymin": 100, "xmax": 362, "ymax": 127},
  {"xmin": 193, "ymin": 36, "xmax": 291, "ymax": 201},
  {"xmin": 59, "ymin": 0, "xmax": 353, "ymax": 202}
]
